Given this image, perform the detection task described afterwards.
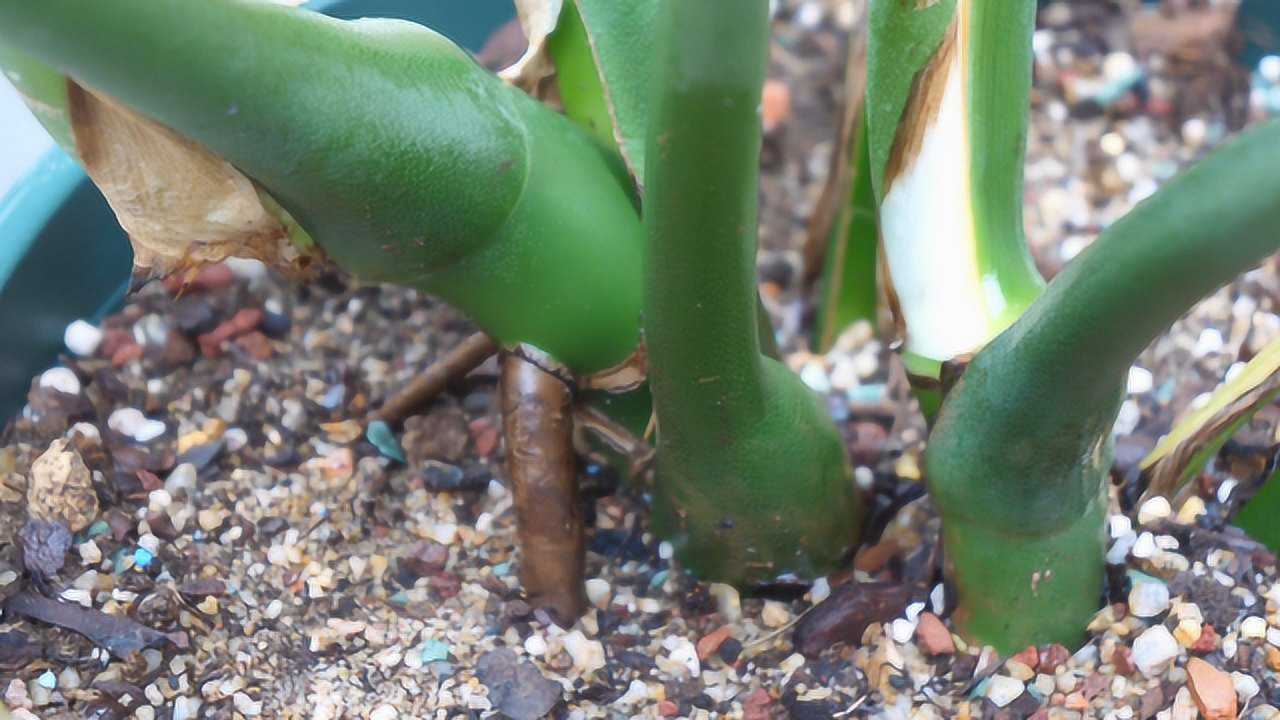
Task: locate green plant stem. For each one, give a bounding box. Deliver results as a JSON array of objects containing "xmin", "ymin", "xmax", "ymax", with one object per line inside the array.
[
  {"xmin": 643, "ymin": 0, "xmax": 862, "ymax": 584},
  {"xmin": 929, "ymin": 119, "xmax": 1280, "ymax": 651},
  {"xmin": 814, "ymin": 109, "xmax": 878, "ymax": 352},
  {"xmin": 867, "ymin": 0, "xmax": 1042, "ymax": 382},
  {"xmin": 0, "ymin": 0, "xmax": 642, "ymax": 374}
]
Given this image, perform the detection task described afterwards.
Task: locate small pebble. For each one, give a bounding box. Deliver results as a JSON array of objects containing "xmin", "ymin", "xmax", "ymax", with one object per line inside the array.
[
  {"xmin": 1186, "ymin": 657, "xmax": 1236, "ymax": 720},
  {"xmin": 523, "ymin": 634, "xmax": 547, "ymax": 657},
  {"xmin": 38, "ymin": 367, "xmax": 80, "ymax": 395},
  {"xmin": 164, "ymin": 463, "xmax": 197, "ymax": 494},
  {"xmin": 916, "ymin": 613, "xmax": 954, "ymax": 655},
  {"xmin": 890, "ymin": 618, "xmax": 914, "ymax": 644},
  {"xmin": 710, "ymin": 583, "xmax": 741, "ymax": 622},
  {"xmin": 562, "ymin": 630, "xmax": 605, "ymax": 675},
  {"xmin": 1131, "ymin": 532, "xmax": 1156, "ymax": 559},
  {"xmin": 810, "ymin": 576, "xmax": 830, "ymax": 604},
  {"xmin": 1129, "ymin": 577, "xmax": 1171, "ymax": 618},
  {"xmin": 1195, "ymin": 328, "xmax": 1224, "ymax": 356},
  {"xmin": 761, "ymin": 600, "xmax": 791, "ymax": 628},
  {"xmin": 1176, "ymin": 496, "xmax": 1206, "ymax": 524},
  {"xmin": 584, "ymin": 578, "xmax": 612, "ymax": 610},
  {"xmin": 134, "ymin": 547, "xmax": 155, "ymax": 569},
  {"xmin": 365, "ymin": 420, "xmax": 405, "ymax": 463},
  {"xmin": 64, "ymin": 319, "xmax": 103, "ymax": 357},
  {"xmin": 107, "ymin": 408, "xmax": 167, "ymax": 443},
  {"xmin": 1233, "ymin": 671, "xmax": 1261, "ymax": 704},
  {"xmin": 1137, "ymin": 496, "xmax": 1171, "ymax": 526},
  {"xmin": 1241, "ymin": 616, "xmax": 1267, "ymax": 640},
  {"xmin": 665, "ymin": 637, "xmax": 700, "ymax": 677},
  {"xmin": 1132, "ymin": 625, "xmax": 1179, "ymax": 676},
  {"xmin": 1109, "ymin": 514, "xmax": 1133, "ymax": 538},
  {"xmin": 1126, "ymin": 366, "xmax": 1153, "ymax": 394},
  {"xmin": 986, "ymin": 675, "xmax": 1024, "ymax": 708}
]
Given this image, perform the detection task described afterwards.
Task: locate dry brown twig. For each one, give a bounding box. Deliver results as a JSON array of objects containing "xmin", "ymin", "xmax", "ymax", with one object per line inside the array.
[
  {"xmin": 373, "ymin": 332, "xmax": 498, "ymax": 425},
  {"xmin": 500, "ymin": 352, "xmax": 587, "ymax": 625}
]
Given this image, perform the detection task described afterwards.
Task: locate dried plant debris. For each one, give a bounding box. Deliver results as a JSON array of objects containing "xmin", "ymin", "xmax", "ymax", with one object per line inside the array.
[
  {"xmin": 4, "ymin": 591, "xmax": 178, "ymax": 659},
  {"xmin": 66, "ymin": 83, "xmax": 315, "ymax": 279},
  {"xmin": 500, "ymin": 0, "xmax": 564, "ymax": 94}
]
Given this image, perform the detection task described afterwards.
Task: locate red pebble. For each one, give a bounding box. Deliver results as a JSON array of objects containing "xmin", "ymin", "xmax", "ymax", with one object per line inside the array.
[
  {"xmin": 99, "ymin": 328, "xmax": 135, "ymax": 359},
  {"xmin": 696, "ymin": 625, "xmax": 733, "ymax": 661},
  {"xmin": 136, "ymin": 469, "xmax": 163, "ymax": 492},
  {"xmin": 470, "ymin": 418, "xmax": 499, "ymax": 458},
  {"xmin": 743, "ymin": 688, "xmax": 775, "ymax": 720},
  {"xmin": 111, "ymin": 343, "xmax": 144, "ymax": 368},
  {"xmin": 1081, "ymin": 672, "xmax": 1107, "ymax": 700},
  {"xmin": 198, "ymin": 308, "xmax": 264, "ymax": 357},
  {"xmin": 1011, "ymin": 645, "xmax": 1039, "ymax": 671},
  {"xmin": 1112, "ymin": 645, "xmax": 1136, "ymax": 676},
  {"xmin": 234, "ymin": 331, "xmax": 273, "ymax": 361},
  {"xmin": 1192, "ymin": 624, "xmax": 1221, "ymax": 654}
]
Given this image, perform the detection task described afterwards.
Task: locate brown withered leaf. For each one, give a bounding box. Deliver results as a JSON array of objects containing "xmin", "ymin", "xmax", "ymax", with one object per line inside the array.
[
  {"xmin": 499, "ymin": 0, "xmax": 564, "ymax": 96},
  {"xmin": 1141, "ymin": 335, "xmax": 1280, "ymax": 501},
  {"xmin": 803, "ymin": 14, "xmax": 868, "ymax": 284},
  {"xmin": 66, "ymin": 82, "xmax": 310, "ymax": 279}
]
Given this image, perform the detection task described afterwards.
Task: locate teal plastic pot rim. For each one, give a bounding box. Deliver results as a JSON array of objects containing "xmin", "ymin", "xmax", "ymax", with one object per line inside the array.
[{"xmin": 0, "ymin": 148, "xmax": 84, "ymax": 290}]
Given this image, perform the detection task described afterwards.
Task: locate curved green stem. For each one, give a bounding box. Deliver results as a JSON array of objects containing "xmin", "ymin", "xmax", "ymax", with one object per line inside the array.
[
  {"xmin": 0, "ymin": 0, "xmax": 642, "ymax": 374},
  {"xmin": 643, "ymin": 0, "xmax": 861, "ymax": 584},
  {"xmin": 929, "ymin": 120, "xmax": 1280, "ymax": 651}
]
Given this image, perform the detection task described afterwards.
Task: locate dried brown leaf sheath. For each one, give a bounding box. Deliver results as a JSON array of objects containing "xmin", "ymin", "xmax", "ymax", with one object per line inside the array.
[
  {"xmin": 804, "ymin": 26, "xmax": 867, "ymax": 281},
  {"xmin": 500, "ymin": 0, "xmax": 563, "ymax": 95},
  {"xmin": 883, "ymin": 15, "xmax": 957, "ymax": 191},
  {"xmin": 67, "ymin": 82, "xmax": 293, "ymax": 277},
  {"xmin": 500, "ymin": 352, "xmax": 587, "ymax": 625}
]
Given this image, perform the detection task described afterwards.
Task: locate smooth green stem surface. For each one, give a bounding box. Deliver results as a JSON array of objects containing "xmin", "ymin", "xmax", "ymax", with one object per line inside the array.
[
  {"xmin": 814, "ymin": 109, "xmax": 878, "ymax": 352},
  {"xmin": 929, "ymin": 120, "xmax": 1280, "ymax": 651},
  {"xmin": 0, "ymin": 0, "xmax": 643, "ymax": 374},
  {"xmin": 965, "ymin": 0, "xmax": 1043, "ymax": 311},
  {"xmin": 643, "ymin": 0, "xmax": 861, "ymax": 584}
]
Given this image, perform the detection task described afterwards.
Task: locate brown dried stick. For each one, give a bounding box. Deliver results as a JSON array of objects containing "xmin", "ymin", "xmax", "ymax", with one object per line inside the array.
[
  {"xmin": 802, "ymin": 24, "xmax": 869, "ymax": 286},
  {"xmin": 374, "ymin": 333, "xmax": 497, "ymax": 424},
  {"xmin": 500, "ymin": 353, "xmax": 587, "ymax": 626}
]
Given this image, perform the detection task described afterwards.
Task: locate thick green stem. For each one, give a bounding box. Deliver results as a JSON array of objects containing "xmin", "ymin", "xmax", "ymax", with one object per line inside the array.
[
  {"xmin": 643, "ymin": 0, "xmax": 861, "ymax": 584},
  {"xmin": 0, "ymin": 0, "xmax": 642, "ymax": 374},
  {"xmin": 929, "ymin": 120, "xmax": 1280, "ymax": 651}
]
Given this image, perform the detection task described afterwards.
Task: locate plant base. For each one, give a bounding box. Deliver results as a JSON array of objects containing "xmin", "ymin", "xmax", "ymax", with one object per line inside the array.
[{"xmin": 943, "ymin": 490, "xmax": 1107, "ymax": 653}]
